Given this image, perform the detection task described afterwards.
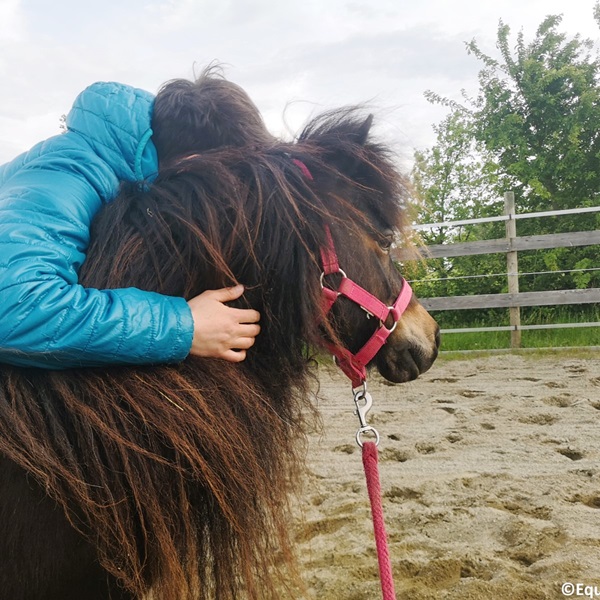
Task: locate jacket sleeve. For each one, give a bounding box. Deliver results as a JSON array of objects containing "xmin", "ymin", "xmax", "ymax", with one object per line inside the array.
[{"xmin": 0, "ymin": 132, "xmax": 194, "ymax": 370}]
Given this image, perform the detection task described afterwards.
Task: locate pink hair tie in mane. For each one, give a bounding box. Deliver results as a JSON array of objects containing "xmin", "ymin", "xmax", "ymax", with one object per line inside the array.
[{"xmin": 292, "ymin": 158, "xmax": 314, "ymax": 181}]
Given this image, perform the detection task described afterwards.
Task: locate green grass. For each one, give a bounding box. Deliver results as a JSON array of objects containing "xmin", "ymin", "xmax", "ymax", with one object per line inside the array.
[
  {"xmin": 435, "ymin": 305, "xmax": 600, "ymax": 351},
  {"xmin": 439, "ymin": 324, "xmax": 600, "ymax": 352},
  {"xmin": 435, "ymin": 346, "xmax": 600, "ymax": 362}
]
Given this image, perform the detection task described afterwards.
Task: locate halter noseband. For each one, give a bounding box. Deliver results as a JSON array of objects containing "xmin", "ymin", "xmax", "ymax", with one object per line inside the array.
[
  {"xmin": 320, "ymin": 226, "xmax": 412, "ymax": 388},
  {"xmin": 291, "ymin": 157, "xmax": 412, "ymax": 388}
]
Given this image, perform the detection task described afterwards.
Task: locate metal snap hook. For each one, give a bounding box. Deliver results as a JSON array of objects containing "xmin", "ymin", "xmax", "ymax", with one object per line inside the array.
[
  {"xmin": 353, "ymin": 389, "xmax": 373, "ymax": 429},
  {"xmin": 353, "ymin": 388, "xmax": 380, "ymax": 447}
]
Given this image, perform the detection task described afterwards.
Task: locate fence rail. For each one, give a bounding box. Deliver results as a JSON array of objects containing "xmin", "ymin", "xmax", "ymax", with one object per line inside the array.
[
  {"xmin": 397, "ymin": 230, "xmax": 600, "ymax": 259},
  {"xmin": 411, "ymin": 204, "xmax": 600, "ymax": 230},
  {"xmin": 395, "ymin": 194, "xmax": 600, "ymax": 348},
  {"xmin": 420, "ymin": 288, "xmax": 600, "ymax": 311}
]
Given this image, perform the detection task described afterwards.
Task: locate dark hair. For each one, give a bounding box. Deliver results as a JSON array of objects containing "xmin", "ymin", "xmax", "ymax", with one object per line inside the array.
[{"xmin": 152, "ymin": 66, "xmax": 275, "ymax": 165}]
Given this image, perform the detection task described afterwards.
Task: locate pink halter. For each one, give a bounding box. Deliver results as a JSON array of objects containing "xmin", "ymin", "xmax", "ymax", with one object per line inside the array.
[
  {"xmin": 291, "ymin": 158, "xmax": 412, "ymax": 388},
  {"xmin": 319, "ymin": 226, "xmax": 412, "ymax": 388}
]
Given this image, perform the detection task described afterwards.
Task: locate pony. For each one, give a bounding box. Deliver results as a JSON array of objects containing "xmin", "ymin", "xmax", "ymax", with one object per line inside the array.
[{"xmin": 0, "ymin": 79, "xmax": 439, "ymax": 600}]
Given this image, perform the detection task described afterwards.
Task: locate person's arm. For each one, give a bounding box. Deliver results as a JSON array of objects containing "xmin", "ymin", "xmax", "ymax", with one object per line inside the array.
[
  {"xmin": 0, "ymin": 132, "xmax": 194, "ymax": 369},
  {"xmin": 0, "ymin": 83, "xmax": 260, "ymax": 369}
]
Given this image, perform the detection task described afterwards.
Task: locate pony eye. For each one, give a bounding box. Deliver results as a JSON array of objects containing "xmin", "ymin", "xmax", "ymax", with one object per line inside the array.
[{"xmin": 377, "ymin": 232, "xmax": 394, "ymax": 252}]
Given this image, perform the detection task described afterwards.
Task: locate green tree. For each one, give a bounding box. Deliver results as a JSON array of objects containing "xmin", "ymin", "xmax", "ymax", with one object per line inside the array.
[
  {"xmin": 411, "ymin": 6, "xmax": 600, "ymax": 320},
  {"xmin": 412, "ymin": 109, "xmax": 507, "ymax": 246},
  {"xmin": 466, "ymin": 10, "xmax": 600, "ymax": 295},
  {"xmin": 467, "ymin": 11, "xmax": 600, "ymax": 212},
  {"xmin": 408, "ymin": 110, "xmax": 508, "ymax": 323}
]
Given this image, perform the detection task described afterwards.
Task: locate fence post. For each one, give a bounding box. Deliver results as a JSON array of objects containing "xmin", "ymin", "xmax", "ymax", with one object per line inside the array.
[{"xmin": 504, "ymin": 191, "xmax": 521, "ymax": 348}]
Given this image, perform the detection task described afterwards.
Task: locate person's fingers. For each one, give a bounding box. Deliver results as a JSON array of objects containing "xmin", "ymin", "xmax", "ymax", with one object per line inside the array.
[
  {"xmin": 236, "ymin": 324, "xmax": 261, "ymax": 338},
  {"xmin": 231, "ymin": 336, "xmax": 256, "ymax": 350},
  {"xmin": 186, "ymin": 286, "xmax": 261, "ymax": 362},
  {"xmin": 221, "ymin": 349, "xmax": 247, "ymax": 363},
  {"xmin": 231, "ymin": 308, "xmax": 261, "ymax": 324},
  {"xmin": 209, "ymin": 284, "xmax": 245, "ymax": 303}
]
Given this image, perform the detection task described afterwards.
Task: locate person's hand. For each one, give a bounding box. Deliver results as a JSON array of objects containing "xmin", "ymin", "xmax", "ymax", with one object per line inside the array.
[{"xmin": 186, "ymin": 285, "xmax": 261, "ymax": 362}]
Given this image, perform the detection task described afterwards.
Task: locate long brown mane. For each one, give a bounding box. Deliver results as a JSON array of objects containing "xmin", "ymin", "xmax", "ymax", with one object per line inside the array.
[{"xmin": 0, "ymin": 112, "xmax": 408, "ymax": 599}]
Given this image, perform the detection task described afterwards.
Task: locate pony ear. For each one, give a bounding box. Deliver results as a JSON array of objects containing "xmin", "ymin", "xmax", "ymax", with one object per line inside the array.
[
  {"xmin": 352, "ymin": 114, "xmax": 374, "ymax": 147},
  {"xmin": 331, "ymin": 114, "xmax": 374, "ymax": 177},
  {"xmin": 296, "ymin": 110, "xmax": 375, "ymax": 178}
]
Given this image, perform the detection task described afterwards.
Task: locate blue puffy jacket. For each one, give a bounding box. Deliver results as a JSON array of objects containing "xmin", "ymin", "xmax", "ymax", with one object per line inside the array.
[{"xmin": 0, "ymin": 82, "xmax": 194, "ymax": 369}]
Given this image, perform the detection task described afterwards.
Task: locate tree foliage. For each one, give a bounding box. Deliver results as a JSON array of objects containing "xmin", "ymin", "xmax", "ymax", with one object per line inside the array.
[
  {"xmin": 467, "ymin": 13, "xmax": 600, "ymax": 211},
  {"xmin": 409, "ymin": 6, "xmax": 600, "ymax": 329},
  {"xmin": 409, "ymin": 108, "xmax": 507, "ymax": 313},
  {"xmin": 412, "ymin": 110, "xmax": 505, "ymax": 245}
]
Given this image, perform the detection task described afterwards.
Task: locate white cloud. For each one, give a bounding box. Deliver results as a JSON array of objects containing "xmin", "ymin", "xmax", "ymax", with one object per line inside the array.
[
  {"xmin": 0, "ymin": 0, "xmax": 24, "ymax": 41},
  {"xmin": 0, "ymin": 0, "xmax": 599, "ymax": 166},
  {"xmin": 0, "ymin": 112, "xmax": 63, "ymax": 163}
]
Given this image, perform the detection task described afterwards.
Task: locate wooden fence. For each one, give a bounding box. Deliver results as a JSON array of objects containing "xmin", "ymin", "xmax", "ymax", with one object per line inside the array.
[{"xmin": 394, "ymin": 193, "xmax": 600, "ymax": 348}]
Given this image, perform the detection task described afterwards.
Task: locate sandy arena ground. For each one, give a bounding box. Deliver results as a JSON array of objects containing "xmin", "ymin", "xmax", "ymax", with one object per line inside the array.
[{"xmin": 296, "ymin": 351, "xmax": 600, "ymax": 600}]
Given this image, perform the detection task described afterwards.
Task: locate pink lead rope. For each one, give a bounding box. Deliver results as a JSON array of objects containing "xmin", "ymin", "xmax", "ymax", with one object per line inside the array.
[{"xmin": 363, "ymin": 441, "xmax": 397, "ymax": 600}]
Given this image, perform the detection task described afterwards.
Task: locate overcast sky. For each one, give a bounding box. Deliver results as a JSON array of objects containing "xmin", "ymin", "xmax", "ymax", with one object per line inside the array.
[{"xmin": 1, "ymin": 0, "xmax": 599, "ymax": 167}]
